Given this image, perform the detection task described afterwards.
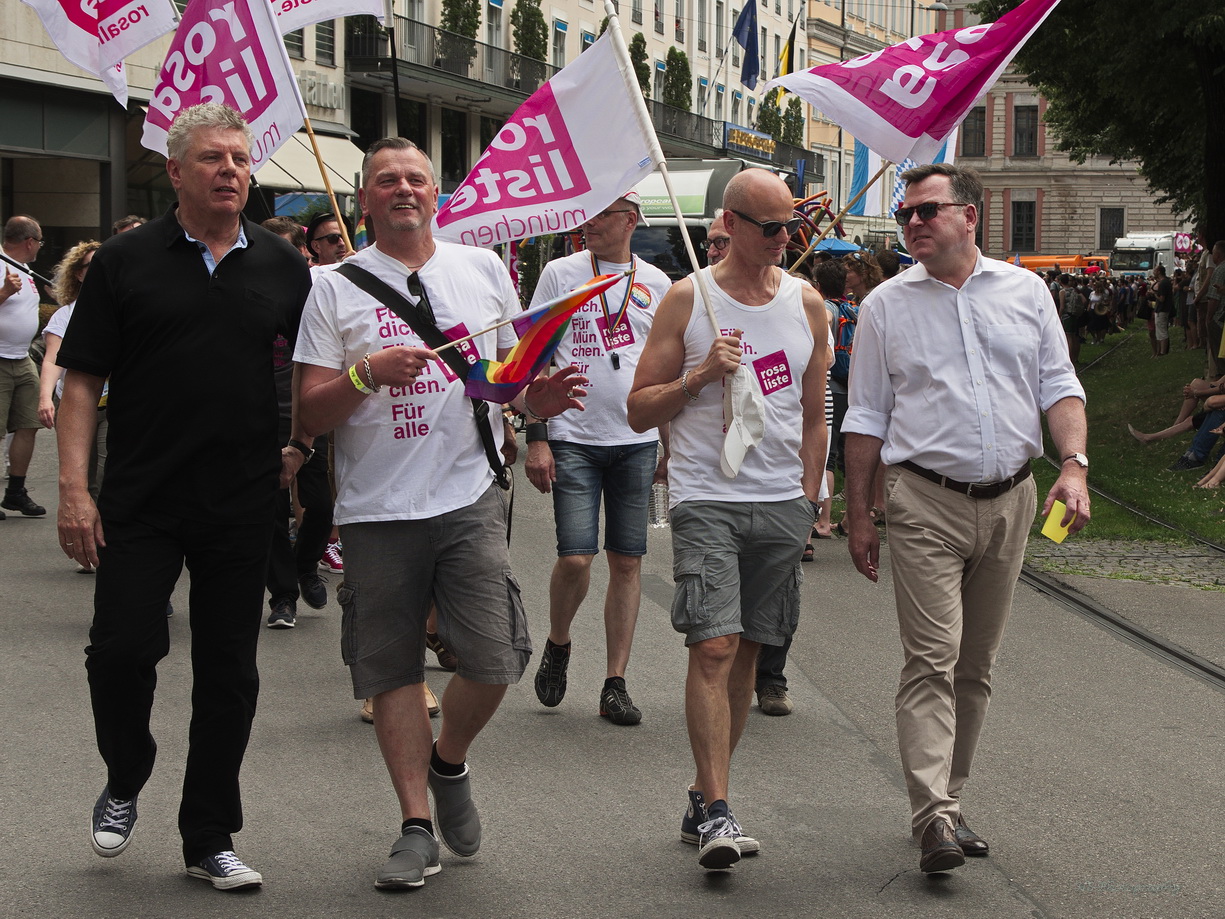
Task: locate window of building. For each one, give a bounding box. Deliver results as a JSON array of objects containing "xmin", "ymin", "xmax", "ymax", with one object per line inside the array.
[
  {"xmin": 715, "ymin": 1, "xmax": 724, "ymax": 56},
  {"xmin": 655, "ymin": 0, "xmax": 664, "ymax": 33},
  {"xmin": 581, "ymin": 31, "xmax": 595, "ymax": 52},
  {"xmin": 654, "ymin": 61, "xmax": 666, "ymax": 100},
  {"xmin": 1011, "ymin": 199, "xmax": 1036, "ymax": 252},
  {"xmin": 675, "ymin": 0, "xmax": 685, "ymax": 40},
  {"xmin": 732, "ymin": 90, "xmax": 741, "ymax": 124},
  {"xmin": 284, "ymin": 29, "xmax": 304, "ymax": 59},
  {"xmin": 1099, "ymin": 207, "xmax": 1125, "ymax": 252},
  {"xmin": 773, "ymin": 34, "xmax": 781, "ymax": 76},
  {"xmin": 747, "ymin": 97, "xmax": 755, "ymax": 124},
  {"xmin": 486, "ymin": 6, "xmax": 502, "ymax": 48},
  {"xmin": 1013, "ymin": 104, "xmax": 1038, "ymax": 157},
  {"xmin": 715, "ymin": 85, "xmax": 725, "ymax": 120},
  {"xmin": 633, "ymin": 0, "xmax": 643, "ymax": 22},
  {"xmin": 731, "ymin": 9, "xmax": 740, "ymax": 65},
  {"xmin": 961, "ymin": 105, "xmax": 986, "ymax": 157},
  {"xmin": 698, "ymin": 0, "xmax": 707, "ymax": 51},
  {"xmin": 760, "ymin": 27, "xmax": 766, "ymax": 76},
  {"xmin": 315, "ymin": 20, "xmax": 334, "ymax": 66},
  {"xmin": 552, "ymin": 21, "xmax": 567, "ymax": 68}
]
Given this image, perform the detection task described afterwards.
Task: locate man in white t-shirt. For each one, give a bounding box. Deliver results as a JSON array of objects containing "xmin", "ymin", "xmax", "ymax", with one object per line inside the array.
[
  {"xmin": 295, "ymin": 137, "xmax": 585, "ymax": 891},
  {"xmin": 628, "ymin": 169, "xmax": 828, "ymax": 871},
  {"xmin": 0, "ymin": 215, "xmax": 47, "ymax": 519},
  {"xmin": 525, "ymin": 191, "xmax": 671, "ymax": 726}
]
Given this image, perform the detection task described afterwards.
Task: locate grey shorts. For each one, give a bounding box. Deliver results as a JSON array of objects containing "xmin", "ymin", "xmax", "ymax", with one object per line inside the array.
[
  {"xmin": 0, "ymin": 356, "xmax": 39, "ymax": 432},
  {"xmin": 669, "ymin": 498, "xmax": 812, "ymax": 647},
  {"xmin": 336, "ymin": 484, "xmax": 531, "ymax": 698}
]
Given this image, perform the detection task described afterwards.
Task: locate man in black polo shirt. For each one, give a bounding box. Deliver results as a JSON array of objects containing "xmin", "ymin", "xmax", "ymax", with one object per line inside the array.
[{"xmin": 55, "ymin": 103, "xmax": 312, "ymax": 892}]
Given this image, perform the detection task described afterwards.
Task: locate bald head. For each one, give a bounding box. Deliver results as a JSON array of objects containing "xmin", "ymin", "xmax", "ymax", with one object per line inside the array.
[
  {"xmin": 3, "ymin": 216, "xmax": 40, "ymax": 246},
  {"xmin": 723, "ymin": 169, "xmax": 792, "ymax": 215}
]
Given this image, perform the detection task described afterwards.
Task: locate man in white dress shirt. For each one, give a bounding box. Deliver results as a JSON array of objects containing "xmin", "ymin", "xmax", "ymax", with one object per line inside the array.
[{"xmin": 842, "ymin": 163, "xmax": 1091, "ymax": 874}]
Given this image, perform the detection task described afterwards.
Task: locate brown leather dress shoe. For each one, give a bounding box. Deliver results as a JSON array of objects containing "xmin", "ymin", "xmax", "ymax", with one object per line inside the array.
[
  {"xmin": 919, "ymin": 817, "xmax": 965, "ymax": 873},
  {"xmin": 955, "ymin": 814, "xmax": 989, "ymax": 856}
]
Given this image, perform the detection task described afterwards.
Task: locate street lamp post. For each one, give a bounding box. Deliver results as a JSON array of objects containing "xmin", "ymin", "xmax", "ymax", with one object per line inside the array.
[{"xmin": 911, "ymin": 1, "xmax": 949, "ymax": 38}]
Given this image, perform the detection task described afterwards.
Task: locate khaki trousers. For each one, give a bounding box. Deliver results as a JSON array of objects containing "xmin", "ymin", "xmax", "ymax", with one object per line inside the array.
[{"xmin": 884, "ymin": 465, "xmax": 1036, "ymax": 836}]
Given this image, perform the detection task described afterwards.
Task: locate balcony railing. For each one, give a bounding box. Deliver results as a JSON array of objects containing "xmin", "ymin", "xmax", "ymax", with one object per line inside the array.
[{"xmin": 346, "ymin": 15, "xmax": 561, "ymax": 94}]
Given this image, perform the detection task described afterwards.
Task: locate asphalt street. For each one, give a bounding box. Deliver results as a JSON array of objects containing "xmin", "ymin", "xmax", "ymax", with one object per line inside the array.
[{"xmin": 2, "ymin": 450, "xmax": 1224, "ymax": 919}]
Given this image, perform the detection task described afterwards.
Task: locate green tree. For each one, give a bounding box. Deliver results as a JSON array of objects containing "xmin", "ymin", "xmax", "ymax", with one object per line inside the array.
[
  {"xmin": 756, "ymin": 88, "xmax": 782, "ymax": 138},
  {"xmin": 629, "ymin": 32, "xmax": 651, "ymax": 98},
  {"xmin": 441, "ymin": 0, "xmax": 481, "ymax": 37},
  {"xmin": 970, "ymin": 0, "xmax": 1225, "ymax": 239},
  {"xmin": 511, "ymin": 0, "xmax": 547, "ymax": 60},
  {"xmin": 663, "ymin": 47, "xmax": 693, "ymax": 111},
  {"xmin": 781, "ymin": 96, "xmax": 803, "ymax": 146}
]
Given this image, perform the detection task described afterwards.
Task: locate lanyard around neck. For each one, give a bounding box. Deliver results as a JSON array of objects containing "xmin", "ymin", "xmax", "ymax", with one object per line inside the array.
[{"xmin": 589, "ymin": 251, "xmax": 636, "ymax": 330}]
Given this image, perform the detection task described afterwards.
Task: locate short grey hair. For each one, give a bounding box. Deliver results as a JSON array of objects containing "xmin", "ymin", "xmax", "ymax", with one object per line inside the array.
[
  {"xmin": 361, "ymin": 137, "xmax": 435, "ymax": 189},
  {"xmin": 166, "ymin": 103, "xmax": 254, "ymax": 162},
  {"xmin": 900, "ymin": 162, "xmax": 983, "ymax": 207}
]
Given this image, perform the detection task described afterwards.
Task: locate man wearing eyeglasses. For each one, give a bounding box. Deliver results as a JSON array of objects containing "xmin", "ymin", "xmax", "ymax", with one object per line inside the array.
[
  {"xmin": 842, "ymin": 163, "xmax": 1091, "ymax": 874},
  {"xmin": 629, "ymin": 168, "xmax": 828, "ymax": 871},
  {"xmin": 295, "ymin": 137, "xmax": 585, "ymax": 890},
  {"xmin": 701, "ymin": 210, "xmax": 731, "ymax": 266},
  {"xmin": 0, "ymin": 215, "xmax": 47, "ymax": 518},
  {"xmin": 525, "ymin": 190, "xmax": 672, "ymax": 727}
]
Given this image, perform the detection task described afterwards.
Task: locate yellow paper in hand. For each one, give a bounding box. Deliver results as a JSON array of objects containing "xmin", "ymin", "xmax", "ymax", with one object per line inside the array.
[{"xmin": 1041, "ymin": 500, "xmax": 1075, "ymax": 543}]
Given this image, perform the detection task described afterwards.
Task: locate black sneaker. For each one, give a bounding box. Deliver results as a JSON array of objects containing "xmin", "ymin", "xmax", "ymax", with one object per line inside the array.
[
  {"xmin": 1168, "ymin": 454, "xmax": 1205, "ymax": 471},
  {"xmin": 533, "ymin": 639, "xmax": 570, "ymax": 707},
  {"xmin": 186, "ymin": 850, "xmax": 263, "ymax": 890},
  {"xmin": 298, "ymin": 572, "xmax": 327, "ymax": 610},
  {"xmin": 599, "ymin": 677, "xmax": 642, "ymax": 725},
  {"xmin": 91, "ymin": 786, "xmax": 137, "ymax": 857},
  {"xmin": 267, "ymin": 599, "xmax": 296, "ymax": 629},
  {"xmin": 1, "ymin": 488, "xmax": 45, "ymax": 517}
]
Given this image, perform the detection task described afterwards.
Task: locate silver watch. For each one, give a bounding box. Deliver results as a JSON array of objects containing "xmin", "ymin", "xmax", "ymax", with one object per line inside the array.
[{"xmin": 1062, "ymin": 452, "xmax": 1088, "ymax": 469}]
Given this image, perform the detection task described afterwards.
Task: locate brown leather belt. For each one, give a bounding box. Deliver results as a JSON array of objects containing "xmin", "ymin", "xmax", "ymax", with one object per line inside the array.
[{"xmin": 898, "ymin": 460, "xmax": 1032, "ymax": 500}]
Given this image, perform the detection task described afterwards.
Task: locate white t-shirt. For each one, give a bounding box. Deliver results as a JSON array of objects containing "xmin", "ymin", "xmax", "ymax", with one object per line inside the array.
[
  {"xmin": 669, "ymin": 267, "xmax": 814, "ymax": 506},
  {"xmin": 45, "ymin": 302, "xmax": 110, "ymax": 404},
  {"xmin": 0, "ymin": 266, "xmax": 39, "ymax": 359},
  {"xmin": 530, "ymin": 251, "xmax": 670, "ymax": 446},
  {"xmin": 294, "ymin": 242, "xmax": 518, "ymax": 524}
]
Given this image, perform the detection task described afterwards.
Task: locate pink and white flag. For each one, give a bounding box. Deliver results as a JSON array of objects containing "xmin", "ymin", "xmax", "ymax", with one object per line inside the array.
[
  {"xmin": 270, "ymin": 0, "xmax": 385, "ymax": 35},
  {"xmin": 433, "ymin": 31, "xmax": 663, "ymax": 248},
  {"xmin": 764, "ymin": 0, "xmax": 1062, "ymax": 165},
  {"xmin": 142, "ymin": 0, "xmax": 306, "ymax": 169},
  {"xmin": 22, "ymin": 0, "xmax": 176, "ymax": 108}
]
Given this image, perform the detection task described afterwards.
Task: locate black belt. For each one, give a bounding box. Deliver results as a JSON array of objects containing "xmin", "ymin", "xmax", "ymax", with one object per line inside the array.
[{"xmin": 898, "ymin": 460, "xmax": 1032, "ymax": 500}]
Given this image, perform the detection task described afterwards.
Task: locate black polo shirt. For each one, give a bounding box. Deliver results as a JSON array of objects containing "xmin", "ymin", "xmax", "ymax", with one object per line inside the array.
[{"xmin": 59, "ymin": 206, "xmax": 312, "ymax": 525}]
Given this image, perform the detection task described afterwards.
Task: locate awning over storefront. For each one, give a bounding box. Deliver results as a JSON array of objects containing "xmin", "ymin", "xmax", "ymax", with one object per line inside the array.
[{"xmin": 255, "ymin": 131, "xmax": 366, "ymax": 195}]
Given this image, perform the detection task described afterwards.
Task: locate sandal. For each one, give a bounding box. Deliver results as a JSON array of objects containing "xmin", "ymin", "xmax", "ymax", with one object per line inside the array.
[{"xmin": 802, "ymin": 542, "xmax": 814, "ymax": 562}]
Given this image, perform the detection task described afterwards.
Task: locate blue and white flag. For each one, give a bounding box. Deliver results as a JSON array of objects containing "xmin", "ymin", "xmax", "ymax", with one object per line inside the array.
[{"xmin": 847, "ymin": 129, "xmax": 957, "ymax": 218}]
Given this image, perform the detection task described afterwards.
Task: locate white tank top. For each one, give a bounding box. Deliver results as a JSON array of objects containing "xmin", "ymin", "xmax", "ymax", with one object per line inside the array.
[{"xmin": 669, "ymin": 267, "xmax": 814, "ymax": 506}]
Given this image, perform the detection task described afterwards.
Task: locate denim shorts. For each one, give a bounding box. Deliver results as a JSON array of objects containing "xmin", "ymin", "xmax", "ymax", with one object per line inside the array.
[
  {"xmin": 550, "ymin": 439, "xmax": 656, "ymax": 557},
  {"xmin": 336, "ymin": 485, "xmax": 531, "ymax": 698},
  {"xmin": 669, "ymin": 498, "xmax": 812, "ymax": 646}
]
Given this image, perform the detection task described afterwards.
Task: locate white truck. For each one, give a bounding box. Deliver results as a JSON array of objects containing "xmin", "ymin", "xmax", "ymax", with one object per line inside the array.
[{"xmin": 1110, "ymin": 233, "xmax": 1179, "ymax": 278}]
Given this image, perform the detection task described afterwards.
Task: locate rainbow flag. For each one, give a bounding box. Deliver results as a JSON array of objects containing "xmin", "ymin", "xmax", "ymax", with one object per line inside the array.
[
  {"xmin": 353, "ymin": 214, "xmax": 370, "ymax": 250},
  {"xmin": 464, "ymin": 272, "xmax": 626, "ymax": 403}
]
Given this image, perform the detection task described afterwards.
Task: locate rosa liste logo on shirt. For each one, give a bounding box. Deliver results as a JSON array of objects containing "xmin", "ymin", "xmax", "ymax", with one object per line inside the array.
[
  {"xmin": 436, "ymin": 322, "xmax": 479, "ymax": 383},
  {"xmin": 752, "ymin": 349, "xmax": 793, "ymax": 396},
  {"xmin": 595, "ymin": 314, "xmax": 635, "ymax": 352}
]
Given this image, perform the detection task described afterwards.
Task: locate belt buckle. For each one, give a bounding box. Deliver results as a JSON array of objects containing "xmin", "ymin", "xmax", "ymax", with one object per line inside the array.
[{"xmin": 966, "ymin": 481, "xmax": 995, "ymax": 499}]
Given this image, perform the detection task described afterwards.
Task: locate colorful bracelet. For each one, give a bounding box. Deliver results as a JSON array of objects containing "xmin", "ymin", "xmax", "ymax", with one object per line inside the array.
[{"xmin": 349, "ymin": 363, "xmax": 374, "ymax": 395}]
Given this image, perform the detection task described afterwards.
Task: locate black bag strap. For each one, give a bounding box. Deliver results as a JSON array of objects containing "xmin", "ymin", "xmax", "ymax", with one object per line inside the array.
[{"xmin": 335, "ymin": 262, "xmax": 510, "ymax": 489}]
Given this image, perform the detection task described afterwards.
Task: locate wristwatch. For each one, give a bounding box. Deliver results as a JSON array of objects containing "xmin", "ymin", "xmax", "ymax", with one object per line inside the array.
[
  {"xmin": 1062, "ymin": 452, "xmax": 1089, "ymax": 469},
  {"xmin": 287, "ymin": 439, "xmax": 315, "ymax": 462}
]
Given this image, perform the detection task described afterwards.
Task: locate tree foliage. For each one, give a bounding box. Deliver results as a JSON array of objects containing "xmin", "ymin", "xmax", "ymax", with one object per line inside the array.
[
  {"xmin": 781, "ymin": 96, "xmax": 804, "ymax": 146},
  {"xmin": 756, "ymin": 89, "xmax": 782, "ymax": 138},
  {"xmin": 969, "ymin": 0, "xmax": 1225, "ymax": 239},
  {"xmin": 629, "ymin": 32, "xmax": 651, "ymax": 98},
  {"xmin": 663, "ymin": 46, "xmax": 693, "ymax": 111},
  {"xmin": 441, "ymin": 0, "xmax": 481, "ymax": 38},
  {"xmin": 510, "ymin": 0, "xmax": 547, "ymax": 61}
]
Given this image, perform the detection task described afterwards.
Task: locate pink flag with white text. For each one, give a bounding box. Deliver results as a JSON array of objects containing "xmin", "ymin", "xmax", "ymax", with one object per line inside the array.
[
  {"xmin": 142, "ymin": 0, "xmax": 306, "ymax": 169},
  {"xmin": 433, "ymin": 31, "xmax": 663, "ymax": 248},
  {"xmin": 271, "ymin": 0, "xmax": 385, "ymax": 35},
  {"xmin": 763, "ymin": 0, "xmax": 1062, "ymax": 164},
  {"xmin": 22, "ymin": 0, "xmax": 176, "ymax": 108}
]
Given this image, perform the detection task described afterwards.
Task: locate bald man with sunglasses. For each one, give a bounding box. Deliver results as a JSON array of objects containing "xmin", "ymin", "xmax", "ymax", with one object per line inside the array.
[{"xmin": 842, "ymin": 163, "xmax": 1091, "ymax": 874}]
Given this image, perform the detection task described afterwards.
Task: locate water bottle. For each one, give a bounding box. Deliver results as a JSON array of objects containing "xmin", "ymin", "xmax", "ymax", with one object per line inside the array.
[{"xmin": 649, "ymin": 482, "xmax": 670, "ymax": 528}]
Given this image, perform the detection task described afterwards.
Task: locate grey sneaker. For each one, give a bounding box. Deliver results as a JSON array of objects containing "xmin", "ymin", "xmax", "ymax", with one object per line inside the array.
[
  {"xmin": 375, "ymin": 827, "xmax": 441, "ymax": 889},
  {"xmin": 91, "ymin": 786, "xmax": 137, "ymax": 857},
  {"xmin": 533, "ymin": 639, "xmax": 569, "ymax": 707},
  {"xmin": 680, "ymin": 787, "xmax": 759, "ymax": 854},
  {"xmin": 267, "ymin": 599, "xmax": 296, "ymax": 629},
  {"xmin": 428, "ymin": 765, "xmax": 481, "ymax": 857},
  {"xmin": 757, "ymin": 684, "xmax": 794, "ymax": 716},
  {"xmin": 186, "ymin": 850, "xmax": 263, "ymax": 890},
  {"xmin": 697, "ymin": 815, "xmax": 741, "ymax": 870}
]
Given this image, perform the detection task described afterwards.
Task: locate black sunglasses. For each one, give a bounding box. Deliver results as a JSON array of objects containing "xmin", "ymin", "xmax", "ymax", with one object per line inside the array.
[
  {"xmin": 731, "ymin": 210, "xmax": 802, "ymax": 238},
  {"xmin": 313, "ymin": 232, "xmax": 344, "ymax": 245},
  {"xmin": 405, "ymin": 272, "xmax": 436, "ymax": 325},
  {"xmin": 700, "ymin": 236, "xmax": 730, "ymax": 252},
  {"xmin": 893, "ymin": 201, "xmax": 967, "ymax": 226}
]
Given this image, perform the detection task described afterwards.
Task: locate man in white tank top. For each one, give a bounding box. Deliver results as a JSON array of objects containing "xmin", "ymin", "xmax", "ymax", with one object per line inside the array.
[{"xmin": 629, "ymin": 169, "xmax": 828, "ymax": 872}]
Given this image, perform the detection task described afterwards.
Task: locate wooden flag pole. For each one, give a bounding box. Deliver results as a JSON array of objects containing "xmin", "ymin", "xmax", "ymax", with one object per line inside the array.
[
  {"xmin": 303, "ymin": 115, "xmax": 355, "ymax": 254},
  {"xmin": 788, "ymin": 160, "xmax": 890, "ymax": 276}
]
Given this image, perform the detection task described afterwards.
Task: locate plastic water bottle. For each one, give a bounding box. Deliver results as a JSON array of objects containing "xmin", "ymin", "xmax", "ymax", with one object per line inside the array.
[{"xmin": 649, "ymin": 482, "xmax": 670, "ymax": 528}]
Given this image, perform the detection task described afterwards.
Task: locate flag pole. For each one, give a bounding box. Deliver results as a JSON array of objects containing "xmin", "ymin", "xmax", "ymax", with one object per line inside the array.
[
  {"xmin": 699, "ymin": 32, "xmax": 738, "ymax": 116},
  {"xmin": 789, "ymin": 160, "xmax": 890, "ymax": 276},
  {"xmin": 0, "ymin": 251, "xmax": 53, "ymax": 287},
  {"xmin": 302, "ymin": 115, "xmax": 355, "ymax": 254}
]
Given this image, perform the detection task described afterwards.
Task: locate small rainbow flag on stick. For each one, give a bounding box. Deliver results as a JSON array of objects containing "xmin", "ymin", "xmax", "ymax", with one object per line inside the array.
[
  {"xmin": 445, "ymin": 272, "xmax": 627, "ymax": 403},
  {"xmin": 353, "ymin": 215, "xmax": 370, "ymax": 250}
]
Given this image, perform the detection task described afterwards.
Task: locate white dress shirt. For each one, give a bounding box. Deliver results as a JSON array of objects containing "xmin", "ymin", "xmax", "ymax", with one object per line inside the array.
[{"xmin": 842, "ymin": 252, "xmax": 1084, "ymax": 484}]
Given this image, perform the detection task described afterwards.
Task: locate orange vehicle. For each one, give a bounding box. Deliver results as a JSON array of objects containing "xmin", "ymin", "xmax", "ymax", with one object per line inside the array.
[{"xmin": 1014, "ymin": 254, "xmax": 1110, "ymax": 274}]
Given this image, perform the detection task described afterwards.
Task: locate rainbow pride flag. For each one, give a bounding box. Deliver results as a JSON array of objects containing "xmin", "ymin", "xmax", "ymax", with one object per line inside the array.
[
  {"xmin": 353, "ymin": 214, "xmax": 370, "ymax": 250},
  {"xmin": 464, "ymin": 272, "xmax": 626, "ymax": 403}
]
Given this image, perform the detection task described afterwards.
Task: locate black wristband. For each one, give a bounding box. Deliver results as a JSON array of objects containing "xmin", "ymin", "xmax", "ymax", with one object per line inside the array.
[
  {"xmin": 526, "ymin": 422, "xmax": 549, "ymax": 443},
  {"xmin": 287, "ymin": 439, "xmax": 314, "ymax": 462}
]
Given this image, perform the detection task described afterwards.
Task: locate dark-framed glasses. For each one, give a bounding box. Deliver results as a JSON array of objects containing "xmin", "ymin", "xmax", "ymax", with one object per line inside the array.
[
  {"xmin": 731, "ymin": 210, "xmax": 802, "ymax": 238},
  {"xmin": 700, "ymin": 236, "xmax": 731, "ymax": 252},
  {"xmin": 893, "ymin": 201, "xmax": 967, "ymax": 226},
  {"xmin": 313, "ymin": 232, "xmax": 344, "ymax": 245}
]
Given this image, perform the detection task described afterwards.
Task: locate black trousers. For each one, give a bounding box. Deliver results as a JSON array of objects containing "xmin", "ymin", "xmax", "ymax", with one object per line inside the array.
[
  {"xmin": 265, "ymin": 442, "xmax": 333, "ymax": 604},
  {"xmin": 85, "ymin": 513, "xmax": 270, "ymax": 865}
]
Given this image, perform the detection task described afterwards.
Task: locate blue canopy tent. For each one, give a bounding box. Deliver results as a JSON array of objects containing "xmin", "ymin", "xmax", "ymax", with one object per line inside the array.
[{"xmin": 815, "ymin": 237, "xmax": 862, "ymax": 253}]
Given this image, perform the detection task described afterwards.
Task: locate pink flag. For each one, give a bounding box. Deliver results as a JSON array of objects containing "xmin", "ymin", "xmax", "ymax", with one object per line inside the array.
[
  {"xmin": 22, "ymin": 0, "xmax": 178, "ymax": 108},
  {"xmin": 270, "ymin": 0, "xmax": 385, "ymax": 35},
  {"xmin": 433, "ymin": 31, "xmax": 663, "ymax": 248},
  {"xmin": 142, "ymin": 0, "xmax": 306, "ymax": 169},
  {"xmin": 764, "ymin": 0, "xmax": 1062, "ymax": 164}
]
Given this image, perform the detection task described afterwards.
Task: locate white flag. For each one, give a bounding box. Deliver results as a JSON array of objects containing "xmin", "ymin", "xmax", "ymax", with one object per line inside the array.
[
  {"xmin": 433, "ymin": 31, "xmax": 663, "ymax": 247},
  {"xmin": 97, "ymin": 0, "xmax": 180, "ymax": 71},
  {"xmin": 271, "ymin": 0, "xmax": 385, "ymax": 35},
  {"xmin": 142, "ymin": 0, "xmax": 306, "ymax": 170}
]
